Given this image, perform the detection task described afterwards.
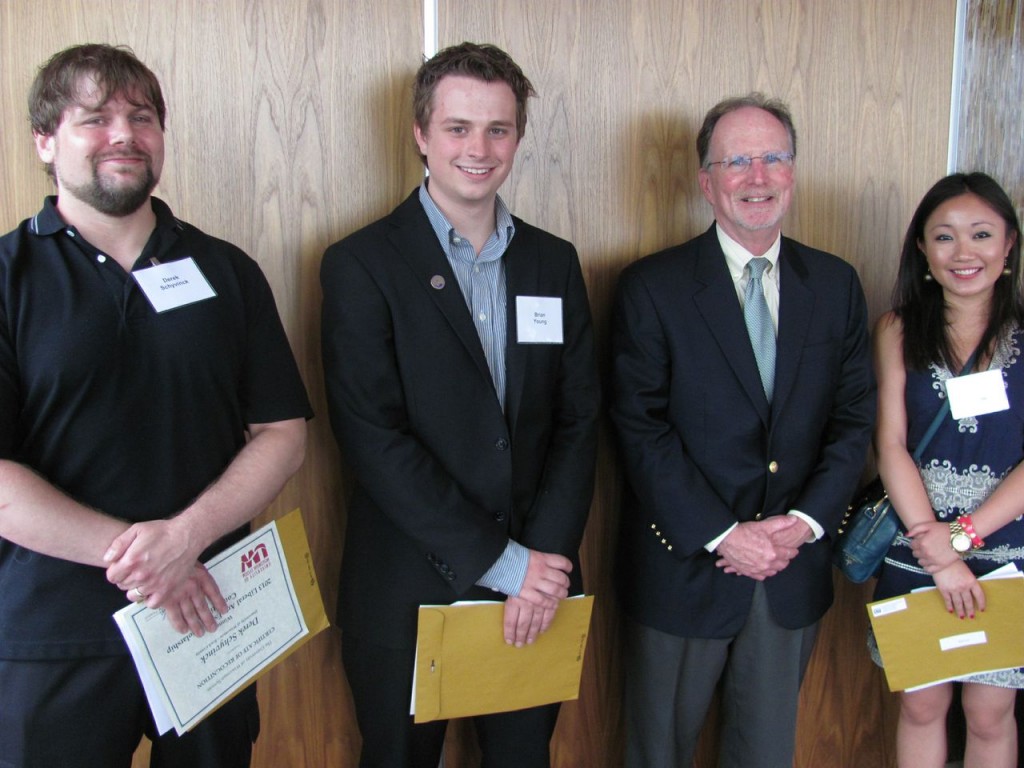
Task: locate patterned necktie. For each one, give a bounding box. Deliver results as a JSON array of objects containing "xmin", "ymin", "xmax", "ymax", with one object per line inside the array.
[{"xmin": 744, "ymin": 257, "xmax": 775, "ymax": 402}]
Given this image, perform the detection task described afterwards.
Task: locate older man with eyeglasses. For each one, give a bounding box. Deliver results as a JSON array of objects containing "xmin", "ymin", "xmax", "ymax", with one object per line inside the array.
[{"xmin": 610, "ymin": 93, "xmax": 876, "ymax": 768}]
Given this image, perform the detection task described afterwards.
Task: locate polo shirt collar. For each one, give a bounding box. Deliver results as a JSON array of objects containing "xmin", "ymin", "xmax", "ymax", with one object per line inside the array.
[{"xmin": 29, "ymin": 195, "xmax": 181, "ymax": 237}]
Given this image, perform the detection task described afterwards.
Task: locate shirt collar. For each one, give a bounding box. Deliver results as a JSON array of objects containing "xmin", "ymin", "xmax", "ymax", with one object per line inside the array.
[
  {"xmin": 417, "ymin": 182, "xmax": 515, "ymax": 257},
  {"xmin": 715, "ymin": 223, "xmax": 782, "ymax": 282},
  {"xmin": 29, "ymin": 196, "xmax": 181, "ymax": 237}
]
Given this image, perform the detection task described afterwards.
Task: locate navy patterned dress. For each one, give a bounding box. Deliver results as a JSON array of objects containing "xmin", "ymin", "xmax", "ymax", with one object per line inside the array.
[{"xmin": 871, "ymin": 326, "xmax": 1024, "ymax": 687}]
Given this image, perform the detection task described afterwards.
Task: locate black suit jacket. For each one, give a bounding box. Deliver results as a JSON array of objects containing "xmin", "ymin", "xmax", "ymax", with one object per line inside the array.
[
  {"xmin": 321, "ymin": 191, "xmax": 599, "ymax": 649},
  {"xmin": 611, "ymin": 224, "xmax": 875, "ymax": 638}
]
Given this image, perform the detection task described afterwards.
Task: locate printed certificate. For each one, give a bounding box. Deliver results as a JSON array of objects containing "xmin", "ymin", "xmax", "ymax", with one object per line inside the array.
[{"xmin": 114, "ymin": 509, "xmax": 327, "ymax": 734}]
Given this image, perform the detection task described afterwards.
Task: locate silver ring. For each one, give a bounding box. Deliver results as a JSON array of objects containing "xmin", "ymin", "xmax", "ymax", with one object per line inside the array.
[{"xmin": 131, "ymin": 587, "xmax": 145, "ymax": 602}]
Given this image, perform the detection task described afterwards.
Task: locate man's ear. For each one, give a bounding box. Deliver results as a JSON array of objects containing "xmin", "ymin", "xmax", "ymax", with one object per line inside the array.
[
  {"xmin": 33, "ymin": 132, "xmax": 55, "ymax": 164},
  {"xmin": 413, "ymin": 122, "xmax": 428, "ymax": 156},
  {"xmin": 698, "ymin": 168, "xmax": 713, "ymax": 204}
]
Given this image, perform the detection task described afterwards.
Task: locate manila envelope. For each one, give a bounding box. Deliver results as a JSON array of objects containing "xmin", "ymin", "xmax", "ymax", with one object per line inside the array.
[
  {"xmin": 868, "ymin": 575, "xmax": 1024, "ymax": 691},
  {"xmin": 413, "ymin": 595, "xmax": 594, "ymax": 723}
]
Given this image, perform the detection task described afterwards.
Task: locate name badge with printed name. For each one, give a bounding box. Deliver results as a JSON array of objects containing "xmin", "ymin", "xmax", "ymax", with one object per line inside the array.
[
  {"xmin": 133, "ymin": 257, "xmax": 217, "ymax": 313},
  {"xmin": 516, "ymin": 296, "xmax": 563, "ymax": 344},
  {"xmin": 946, "ymin": 369, "xmax": 1009, "ymax": 420}
]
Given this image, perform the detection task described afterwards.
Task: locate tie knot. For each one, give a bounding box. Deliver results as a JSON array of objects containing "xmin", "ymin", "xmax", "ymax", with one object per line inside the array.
[{"xmin": 747, "ymin": 257, "xmax": 771, "ymax": 280}]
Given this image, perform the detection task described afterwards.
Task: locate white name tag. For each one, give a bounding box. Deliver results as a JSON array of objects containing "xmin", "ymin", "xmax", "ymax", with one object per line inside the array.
[
  {"xmin": 939, "ymin": 630, "xmax": 988, "ymax": 652},
  {"xmin": 133, "ymin": 258, "xmax": 217, "ymax": 313},
  {"xmin": 946, "ymin": 369, "xmax": 1009, "ymax": 420},
  {"xmin": 871, "ymin": 597, "xmax": 907, "ymax": 617},
  {"xmin": 516, "ymin": 296, "xmax": 563, "ymax": 344}
]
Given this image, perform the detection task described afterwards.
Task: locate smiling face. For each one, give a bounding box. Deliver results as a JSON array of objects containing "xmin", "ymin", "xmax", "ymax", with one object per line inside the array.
[
  {"xmin": 698, "ymin": 106, "xmax": 794, "ymax": 255},
  {"xmin": 413, "ymin": 74, "xmax": 520, "ymax": 220},
  {"xmin": 919, "ymin": 192, "xmax": 1017, "ymax": 305},
  {"xmin": 34, "ymin": 77, "xmax": 164, "ymax": 218}
]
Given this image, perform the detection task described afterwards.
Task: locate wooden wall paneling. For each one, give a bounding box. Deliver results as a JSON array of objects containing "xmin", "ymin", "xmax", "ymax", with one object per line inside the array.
[
  {"xmin": 0, "ymin": 2, "xmax": 423, "ymax": 766},
  {"xmin": 0, "ymin": 0, "xmax": 965, "ymax": 764},
  {"xmin": 955, "ymin": 0, "xmax": 1024, "ymax": 213},
  {"xmin": 779, "ymin": 1, "xmax": 959, "ymax": 325},
  {"xmin": 440, "ymin": 1, "xmax": 955, "ymax": 767}
]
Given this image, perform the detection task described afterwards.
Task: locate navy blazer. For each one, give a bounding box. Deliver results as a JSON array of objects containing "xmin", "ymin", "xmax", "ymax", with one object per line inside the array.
[
  {"xmin": 611, "ymin": 224, "xmax": 875, "ymax": 638},
  {"xmin": 321, "ymin": 191, "xmax": 600, "ymax": 649}
]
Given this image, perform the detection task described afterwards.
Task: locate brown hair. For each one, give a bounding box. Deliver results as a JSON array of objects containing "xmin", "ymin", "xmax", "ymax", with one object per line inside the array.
[
  {"xmin": 412, "ymin": 42, "xmax": 534, "ymax": 165},
  {"xmin": 29, "ymin": 43, "xmax": 166, "ymax": 137}
]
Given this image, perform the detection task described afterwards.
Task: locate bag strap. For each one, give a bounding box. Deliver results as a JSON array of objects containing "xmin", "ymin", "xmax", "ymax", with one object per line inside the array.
[{"xmin": 911, "ymin": 345, "xmax": 983, "ymax": 461}]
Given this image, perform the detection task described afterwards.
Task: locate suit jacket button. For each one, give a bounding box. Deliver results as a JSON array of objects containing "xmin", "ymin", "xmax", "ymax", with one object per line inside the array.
[
  {"xmin": 768, "ymin": 460, "xmax": 779, "ymax": 473},
  {"xmin": 494, "ymin": 511, "xmax": 506, "ymax": 522},
  {"xmin": 495, "ymin": 438, "xmax": 509, "ymax": 450}
]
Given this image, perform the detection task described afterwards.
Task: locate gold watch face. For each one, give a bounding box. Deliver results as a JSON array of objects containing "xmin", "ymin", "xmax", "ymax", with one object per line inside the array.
[{"xmin": 951, "ymin": 532, "xmax": 972, "ymax": 553}]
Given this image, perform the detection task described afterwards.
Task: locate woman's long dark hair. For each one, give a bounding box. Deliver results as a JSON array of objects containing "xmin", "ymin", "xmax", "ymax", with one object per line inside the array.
[{"xmin": 894, "ymin": 172, "xmax": 1023, "ymax": 371}]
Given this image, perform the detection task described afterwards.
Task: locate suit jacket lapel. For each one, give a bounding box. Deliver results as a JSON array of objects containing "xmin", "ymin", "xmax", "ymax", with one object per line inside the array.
[
  {"xmin": 772, "ymin": 240, "xmax": 814, "ymax": 417},
  {"xmin": 691, "ymin": 228, "xmax": 771, "ymax": 424},
  {"xmin": 387, "ymin": 193, "xmax": 493, "ymax": 385}
]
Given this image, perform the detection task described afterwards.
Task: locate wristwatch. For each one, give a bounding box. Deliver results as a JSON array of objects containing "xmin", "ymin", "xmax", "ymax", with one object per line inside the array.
[{"xmin": 949, "ymin": 520, "xmax": 973, "ymax": 555}]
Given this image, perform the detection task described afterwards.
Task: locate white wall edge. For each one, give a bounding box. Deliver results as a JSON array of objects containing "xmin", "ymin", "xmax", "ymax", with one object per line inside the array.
[
  {"xmin": 424, "ymin": 0, "xmax": 438, "ymax": 57},
  {"xmin": 947, "ymin": 0, "xmax": 968, "ymax": 173}
]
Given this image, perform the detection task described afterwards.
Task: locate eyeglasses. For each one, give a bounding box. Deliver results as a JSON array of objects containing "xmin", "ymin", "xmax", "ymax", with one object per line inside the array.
[{"xmin": 704, "ymin": 152, "xmax": 795, "ymax": 173}]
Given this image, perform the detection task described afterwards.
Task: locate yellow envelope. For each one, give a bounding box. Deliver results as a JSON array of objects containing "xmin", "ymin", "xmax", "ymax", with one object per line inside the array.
[
  {"xmin": 868, "ymin": 576, "xmax": 1024, "ymax": 691},
  {"xmin": 413, "ymin": 595, "xmax": 594, "ymax": 723},
  {"xmin": 268, "ymin": 507, "xmax": 332, "ymax": 662}
]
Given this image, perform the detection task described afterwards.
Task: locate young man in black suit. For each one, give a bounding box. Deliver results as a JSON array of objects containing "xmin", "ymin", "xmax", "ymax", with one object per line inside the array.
[{"xmin": 320, "ymin": 42, "xmax": 599, "ymax": 768}]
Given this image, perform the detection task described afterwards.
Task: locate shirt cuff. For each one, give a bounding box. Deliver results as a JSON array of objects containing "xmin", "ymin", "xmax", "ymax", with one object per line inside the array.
[
  {"xmin": 788, "ymin": 510, "xmax": 823, "ymax": 541},
  {"xmin": 705, "ymin": 523, "xmax": 738, "ymax": 552},
  {"xmin": 705, "ymin": 512, "xmax": 822, "ymax": 551},
  {"xmin": 475, "ymin": 539, "xmax": 530, "ymax": 596}
]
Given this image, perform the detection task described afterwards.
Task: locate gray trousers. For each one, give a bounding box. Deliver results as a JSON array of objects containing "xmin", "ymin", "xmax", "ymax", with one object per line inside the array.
[{"xmin": 624, "ymin": 582, "xmax": 819, "ymax": 768}]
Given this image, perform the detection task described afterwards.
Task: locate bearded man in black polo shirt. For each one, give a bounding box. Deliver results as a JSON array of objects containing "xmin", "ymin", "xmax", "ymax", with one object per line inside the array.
[{"xmin": 0, "ymin": 44, "xmax": 311, "ymax": 767}]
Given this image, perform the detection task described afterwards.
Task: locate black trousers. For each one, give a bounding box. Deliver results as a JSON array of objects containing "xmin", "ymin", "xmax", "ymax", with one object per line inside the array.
[
  {"xmin": 342, "ymin": 633, "xmax": 559, "ymax": 768},
  {"xmin": 0, "ymin": 655, "xmax": 259, "ymax": 768}
]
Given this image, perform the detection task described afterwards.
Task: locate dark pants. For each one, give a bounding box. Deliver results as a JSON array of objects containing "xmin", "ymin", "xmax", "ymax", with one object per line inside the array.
[
  {"xmin": 343, "ymin": 633, "xmax": 559, "ymax": 768},
  {"xmin": 624, "ymin": 582, "xmax": 818, "ymax": 768},
  {"xmin": 0, "ymin": 655, "xmax": 259, "ymax": 768}
]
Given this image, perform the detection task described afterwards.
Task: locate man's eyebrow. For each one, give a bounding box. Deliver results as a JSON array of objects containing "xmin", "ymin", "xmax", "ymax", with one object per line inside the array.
[{"xmin": 439, "ymin": 116, "xmax": 514, "ymax": 126}]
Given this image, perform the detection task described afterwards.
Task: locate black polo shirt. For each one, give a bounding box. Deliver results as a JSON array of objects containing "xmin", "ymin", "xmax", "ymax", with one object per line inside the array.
[{"xmin": 0, "ymin": 196, "xmax": 312, "ymax": 659}]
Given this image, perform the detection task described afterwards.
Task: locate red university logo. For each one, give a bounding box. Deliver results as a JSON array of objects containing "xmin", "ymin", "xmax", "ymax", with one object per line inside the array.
[{"xmin": 240, "ymin": 542, "xmax": 270, "ymax": 573}]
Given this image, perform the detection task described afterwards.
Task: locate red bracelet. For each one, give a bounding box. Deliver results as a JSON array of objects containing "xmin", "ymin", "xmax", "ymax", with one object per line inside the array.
[{"xmin": 957, "ymin": 515, "xmax": 985, "ymax": 549}]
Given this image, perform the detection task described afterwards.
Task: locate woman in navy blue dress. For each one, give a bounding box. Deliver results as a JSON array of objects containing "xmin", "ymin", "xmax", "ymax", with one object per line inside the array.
[{"xmin": 873, "ymin": 172, "xmax": 1023, "ymax": 768}]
